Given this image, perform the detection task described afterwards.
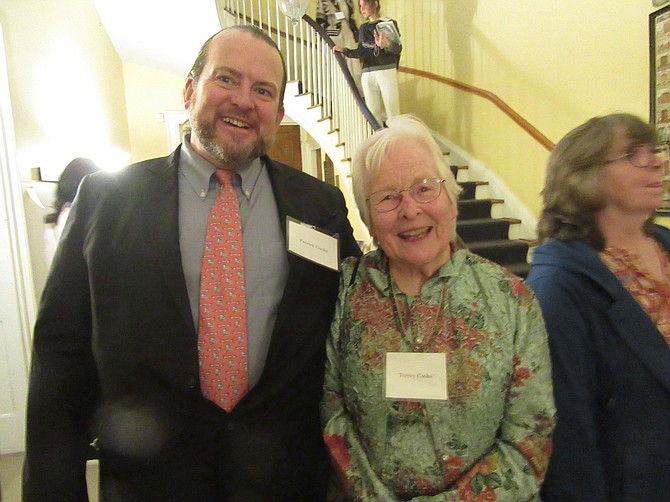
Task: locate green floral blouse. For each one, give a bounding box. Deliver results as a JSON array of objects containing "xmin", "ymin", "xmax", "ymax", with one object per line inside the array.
[{"xmin": 322, "ymin": 249, "xmax": 556, "ymax": 501}]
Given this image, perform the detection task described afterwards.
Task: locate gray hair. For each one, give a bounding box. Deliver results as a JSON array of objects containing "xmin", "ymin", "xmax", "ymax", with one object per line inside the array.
[{"xmin": 351, "ymin": 114, "xmax": 462, "ymax": 237}]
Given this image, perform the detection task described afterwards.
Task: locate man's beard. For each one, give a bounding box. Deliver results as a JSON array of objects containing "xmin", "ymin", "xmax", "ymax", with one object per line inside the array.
[{"xmin": 191, "ymin": 113, "xmax": 273, "ymax": 166}]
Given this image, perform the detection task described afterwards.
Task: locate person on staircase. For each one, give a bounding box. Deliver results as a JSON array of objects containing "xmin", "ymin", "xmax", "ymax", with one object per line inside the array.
[
  {"xmin": 316, "ymin": 0, "xmax": 362, "ymax": 92},
  {"xmin": 332, "ymin": 0, "xmax": 401, "ymax": 127},
  {"xmin": 527, "ymin": 113, "xmax": 670, "ymax": 501},
  {"xmin": 322, "ymin": 114, "xmax": 556, "ymax": 501}
]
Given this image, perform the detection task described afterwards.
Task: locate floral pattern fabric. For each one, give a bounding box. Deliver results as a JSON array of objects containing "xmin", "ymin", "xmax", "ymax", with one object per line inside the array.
[
  {"xmin": 322, "ymin": 249, "xmax": 556, "ymax": 501},
  {"xmin": 600, "ymin": 244, "xmax": 670, "ymax": 344}
]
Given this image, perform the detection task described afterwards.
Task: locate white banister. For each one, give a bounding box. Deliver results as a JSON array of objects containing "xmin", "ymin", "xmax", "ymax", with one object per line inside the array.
[
  {"xmin": 216, "ymin": 0, "xmax": 378, "ymax": 158},
  {"xmin": 216, "ymin": 0, "xmax": 376, "ymax": 244}
]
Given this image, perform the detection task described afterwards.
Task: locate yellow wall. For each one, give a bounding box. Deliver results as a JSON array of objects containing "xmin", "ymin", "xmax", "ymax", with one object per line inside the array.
[
  {"xmin": 0, "ymin": 0, "xmax": 130, "ymax": 181},
  {"xmin": 123, "ymin": 62, "xmax": 185, "ymax": 162},
  {"xmin": 2, "ymin": 0, "xmax": 668, "ymax": 293},
  {"xmin": 384, "ymin": 0, "xmax": 657, "ymax": 215},
  {"xmin": 1, "ymin": 0, "xmax": 132, "ymax": 297},
  {"xmin": 5, "ymin": 0, "xmax": 661, "ymax": 215}
]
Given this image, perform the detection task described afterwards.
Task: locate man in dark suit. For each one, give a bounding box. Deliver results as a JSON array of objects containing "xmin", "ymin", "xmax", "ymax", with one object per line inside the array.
[{"xmin": 23, "ymin": 25, "xmax": 361, "ymax": 501}]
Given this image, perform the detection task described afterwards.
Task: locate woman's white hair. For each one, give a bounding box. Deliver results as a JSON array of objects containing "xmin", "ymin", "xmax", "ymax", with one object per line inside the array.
[{"xmin": 351, "ymin": 114, "xmax": 462, "ymax": 233}]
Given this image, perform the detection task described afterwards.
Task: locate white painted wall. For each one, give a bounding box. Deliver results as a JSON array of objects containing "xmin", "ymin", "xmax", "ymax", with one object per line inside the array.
[{"xmin": 0, "ymin": 24, "xmax": 36, "ymax": 455}]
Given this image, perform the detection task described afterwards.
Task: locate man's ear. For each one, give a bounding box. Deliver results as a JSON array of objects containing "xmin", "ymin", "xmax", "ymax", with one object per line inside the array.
[
  {"xmin": 276, "ymin": 105, "xmax": 285, "ymax": 127},
  {"xmin": 183, "ymin": 77, "xmax": 195, "ymax": 110}
]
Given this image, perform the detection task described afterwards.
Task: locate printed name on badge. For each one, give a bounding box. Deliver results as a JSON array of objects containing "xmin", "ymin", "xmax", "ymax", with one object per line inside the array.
[
  {"xmin": 286, "ymin": 217, "xmax": 340, "ymax": 271},
  {"xmin": 385, "ymin": 352, "xmax": 448, "ymax": 401}
]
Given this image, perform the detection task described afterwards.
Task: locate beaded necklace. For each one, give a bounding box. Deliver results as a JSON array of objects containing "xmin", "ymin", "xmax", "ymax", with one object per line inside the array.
[{"xmin": 387, "ymin": 265, "xmax": 451, "ymax": 352}]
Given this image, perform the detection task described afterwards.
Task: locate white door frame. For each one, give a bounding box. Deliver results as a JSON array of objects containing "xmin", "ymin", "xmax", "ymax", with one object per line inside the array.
[{"xmin": 0, "ymin": 23, "xmax": 37, "ymax": 455}]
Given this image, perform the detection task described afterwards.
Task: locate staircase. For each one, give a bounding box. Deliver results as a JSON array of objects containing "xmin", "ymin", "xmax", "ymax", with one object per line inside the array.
[
  {"xmin": 217, "ymin": 0, "xmax": 535, "ymax": 278},
  {"xmin": 451, "ymin": 164, "xmax": 532, "ymax": 278}
]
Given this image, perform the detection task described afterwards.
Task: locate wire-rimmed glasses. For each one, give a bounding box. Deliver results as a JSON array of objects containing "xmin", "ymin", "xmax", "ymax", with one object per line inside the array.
[
  {"xmin": 367, "ymin": 178, "xmax": 446, "ymax": 213},
  {"xmin": 604, "ymin": 144, "xmax": 669, "ymax": 168}
]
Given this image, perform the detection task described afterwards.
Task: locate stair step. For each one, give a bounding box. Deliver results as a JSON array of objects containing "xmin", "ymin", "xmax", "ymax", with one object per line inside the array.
[
  {"xmin": 458, "ymin": 180, "xmax": 489, "ymax": 200},
  {"xmin": 467, "ymin": 239, "xmax": 529, "ymax": 266},
  {"xmin": 457, "ymin": 218, "xmax": 520, "ymax": 242},
  {"xmin": 457, "ymin": 199, "xmax": 503, "ymax": 220},
  {"xmin": 450, "ymin": 164, "xmax": 468, "ymax": 182}
]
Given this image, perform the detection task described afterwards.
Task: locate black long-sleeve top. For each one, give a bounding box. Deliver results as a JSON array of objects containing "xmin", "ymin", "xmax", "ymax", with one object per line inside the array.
[{"xmin": 342, "ymin": 18, "xmax": 401, "ymax": 72}]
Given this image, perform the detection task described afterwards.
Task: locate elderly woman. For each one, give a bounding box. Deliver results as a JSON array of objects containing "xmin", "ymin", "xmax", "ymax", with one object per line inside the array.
[
  {"xmin": 527, "ymin": 113, "xmax": 670, "ymax": 501},
  {"xmin": 322, "ymin": 115, "xmax": 555, "ymax": 501}
]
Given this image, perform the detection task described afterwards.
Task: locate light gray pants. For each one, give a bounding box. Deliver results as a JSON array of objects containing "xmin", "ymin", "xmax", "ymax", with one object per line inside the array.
[{"xmin": 362, "ymin": 68, "xmax": 399, "ymax": 125}]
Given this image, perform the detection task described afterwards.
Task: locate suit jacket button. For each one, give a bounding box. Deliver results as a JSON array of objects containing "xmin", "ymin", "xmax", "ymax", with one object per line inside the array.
[{"xmin": 187, "ymin": 376, "xmax": 198, "ymax": 389}]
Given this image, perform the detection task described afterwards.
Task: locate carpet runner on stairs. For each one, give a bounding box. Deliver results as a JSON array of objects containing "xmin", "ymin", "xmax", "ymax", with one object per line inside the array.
[{"xmin": 450, "ymin": 164, "xmax": 531, "ymax": 278}]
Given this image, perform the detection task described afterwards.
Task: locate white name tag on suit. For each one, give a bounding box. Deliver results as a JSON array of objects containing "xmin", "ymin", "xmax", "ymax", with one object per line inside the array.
[
  {"xmin": 286, "ymin": 217, "xmax": 340, "ymax": 271},
  {"xmin": 385, "ymin": 352, "xmax": 448, "ymax": 401}
]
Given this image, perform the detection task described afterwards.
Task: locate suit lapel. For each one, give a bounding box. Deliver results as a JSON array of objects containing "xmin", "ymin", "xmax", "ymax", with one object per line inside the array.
[
  {"xmin": 143, "ymin": 149, "xmax": 196, "ymax": 333},
  {"xmin": 264, "ymin": 157, "xmax": 311, "ymax": 314}
]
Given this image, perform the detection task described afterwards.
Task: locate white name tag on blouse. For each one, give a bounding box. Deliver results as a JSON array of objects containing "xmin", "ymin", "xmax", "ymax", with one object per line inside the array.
[
  {"xmin": 385, "ymin": 352, "xmax": 448, "ymax": 401},
  {"xmin": 286, "ymin": 217, "xmax": 340, "ymax": 271},
  {"xmin": 335, "ymin": 11, "xmax": 346, "ymax": 19}
]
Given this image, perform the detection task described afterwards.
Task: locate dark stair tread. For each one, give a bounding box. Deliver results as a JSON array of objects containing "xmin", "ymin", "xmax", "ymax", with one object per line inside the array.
[
  {"xmin": 458, "ymin": 180, "xmax": 489, "ymax": 200},
  {"xmin": 457, "ymin": 199, "xmax": 504, "ymax": 220},
  {"xmin": 458, "ymin": 217, "xmax": 522, "ymax": 225},
  {"xmin": 468, "ymin": 239, "xmax": 529, "ymax": 249},
  {"xmin": 467, "ymin": 239, "xmax": 529, "ymax": 265},
  {"xmin": 450, "ymin": 162, "xmax": 531, "ymax": 277},
  {"xmin": 450, "ymin": 164, "xmax": 468, "ymax": 179},
  {"xmin": 457, "ymin": 218, "xmax": 521, "ymax": 242},
  {"xmin": 504, "ymin": 262, "xmax": 531, "ymax": 279},
  {"xmin": 458, "ymin": 198, "xmax": 504, "ymax": 206}
]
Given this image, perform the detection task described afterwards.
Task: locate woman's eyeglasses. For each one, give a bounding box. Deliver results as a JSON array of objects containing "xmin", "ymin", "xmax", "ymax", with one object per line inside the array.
[
  {"xmin": 367, "ymin": 178, "xmax": 446, "ymax": 213},
  {"xmin": 604, "ymin": 144, "xmax": 668, "ymax": 168}
]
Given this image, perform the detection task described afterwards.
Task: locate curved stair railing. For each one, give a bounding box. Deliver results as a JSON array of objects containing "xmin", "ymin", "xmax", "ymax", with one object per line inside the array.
[
  {"xmin": 214, "ymin": 0, "xmax": 553, "ymax": 274},
  {"xmin": 216, "ymin": 0, "xmax": 380, "ymax": 164},
  {"xmin": 399, "ymin": 66, "xmax": 555, "ymax": 152},
  {"xmin": 216, "ymin": 0, "xmax": 381, "ymax": 244}
]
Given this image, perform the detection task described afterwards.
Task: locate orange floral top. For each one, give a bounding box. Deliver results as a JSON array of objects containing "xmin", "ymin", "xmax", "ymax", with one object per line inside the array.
[{"xmin": 599, "ymin": 243, "xmax": 670, "ymax": 344}]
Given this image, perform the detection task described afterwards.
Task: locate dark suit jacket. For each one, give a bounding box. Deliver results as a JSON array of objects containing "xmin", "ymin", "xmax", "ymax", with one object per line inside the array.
[
  {"xmin": 23, "ymin": 148, "xmax": 362, "ymax": 502},
  {"xmin": 527, "ymin": 225, "xmax": 670, "ymax": 502}
]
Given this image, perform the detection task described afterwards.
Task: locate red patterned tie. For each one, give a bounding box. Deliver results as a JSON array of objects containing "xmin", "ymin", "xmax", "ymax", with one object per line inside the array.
[{"xmin": 198, "ymin": 169, "xmax": 248, "ymax": 411}]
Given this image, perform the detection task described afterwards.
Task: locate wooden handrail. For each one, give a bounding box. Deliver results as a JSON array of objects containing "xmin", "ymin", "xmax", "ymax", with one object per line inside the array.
[
  {"xmin": 218, "ymin": 2, "xmax": 551, "ymax": 153},
  {"xmin": 399, "ymin": 66, "xmax": 555, "ymax": 151}
]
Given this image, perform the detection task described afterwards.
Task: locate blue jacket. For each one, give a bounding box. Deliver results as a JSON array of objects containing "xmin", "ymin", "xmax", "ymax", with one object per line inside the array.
[{"xmin": 527, "ymin": 224, "xmax": 670, "ymax": 502}]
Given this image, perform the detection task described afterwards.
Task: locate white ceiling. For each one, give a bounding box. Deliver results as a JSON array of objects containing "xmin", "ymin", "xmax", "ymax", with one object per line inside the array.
[{"xmin": 92, "ymin": 0, "xmax": 223, "ymax": 77}]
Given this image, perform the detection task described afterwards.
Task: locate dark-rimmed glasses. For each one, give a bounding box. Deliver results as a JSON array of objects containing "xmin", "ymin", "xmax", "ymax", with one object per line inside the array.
[
  {"xmin": 367, "ymin": 178, "xmax": 446, "ymax": 213},
  {"xmin": 604, "ymin": 144, "xmax": 668, "ymax": 168}
]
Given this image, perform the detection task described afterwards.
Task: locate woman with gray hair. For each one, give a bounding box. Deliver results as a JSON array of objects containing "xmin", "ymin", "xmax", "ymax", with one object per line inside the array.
[
  {"xmin": 322, "ymin": 114, "xmax": 555, "ymax": 500},
  {"xmin": 527, "ymin": 113, "xmax": 670, "ymax": 501}
]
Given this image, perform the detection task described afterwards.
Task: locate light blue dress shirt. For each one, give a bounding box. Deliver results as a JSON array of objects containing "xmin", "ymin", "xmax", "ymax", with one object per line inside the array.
[{"xmin": 178, "ymin": 138, "xmax": 288, "ymax": 390}]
